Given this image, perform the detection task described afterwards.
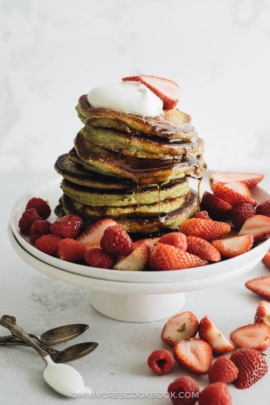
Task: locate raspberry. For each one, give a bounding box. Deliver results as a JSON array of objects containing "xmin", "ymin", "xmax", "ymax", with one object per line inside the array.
[
  {"xmin": 230, "ymin": 203, "xmax": 256, "ymax": 230},
  {"xmin": 50, "ymin": 215, "xmax": 83, "ymax": 239},
  {"xmin": 194, "ymin": 211, "xmax": 211, "ymax": 220},
  {"xmin": 158, "ymin": 232, "xmax": 187, "ymax": 250},
  {"xmin": 30, "ymin": 220, "xmax": 51, "ymax": 244},
  {"xmin": 58, "ymin": 239, "xmax": 86, "ymax": 263},
  {"xmin": 35, "ymin": 234, "xmax": 61, "ymax": 256},
  {"xmin": 167, "ymin": 376, "xmax": 200, "ymax": 405},
  {"xmin": 84, "ymin": 248, "xmax": 115, "ymax": 269},
  {"xmin": 26, "ymin": 197, "xmax": 51, "ymax": 219},
  {"xmin": 208, "ymin": 357, "xmax": 239, "ymax": 384},
  {"xmin": 18, "ymin": 208, "xmax": 42, "ymax": 235},
  {"xmin": 199, "ymin": 382, "xmax": 231, "ymax": 405},
  {"xmin": 100, "ymin": 224, "xmax": 134, "ymax": 256},
  {"xmin": 147, "ymin": 349, "xmax": 174, "ymax": 375}
]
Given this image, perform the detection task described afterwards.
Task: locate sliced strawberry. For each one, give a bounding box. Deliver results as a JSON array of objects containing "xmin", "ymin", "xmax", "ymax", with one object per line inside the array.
[
  {"xmin": 77, "ymin": 218, "xmax": 117, "ymax": 250},
  {"xmin": 200, "ymin": 191, "xmax": 232, "ymax": 220},
  {"xmin": 122, "ymin": 74, "xmax": 180, "ymax": 110},
  {"xmin": 230, "ymin": 323, "xmax": 270, "ymax": 351},
  {"xmin": 254, "ymin": 301, "xmax": 270, "ymax": 325},
  {"xmin": 211, "ymin": 235, "xmax": 254, "ymax": 258},
  {"xmin": 212, "ymin": 182, "xmax": 257, "ymax": 207},
  {"xmin": 238, "ymin": 215, "xmax": 270, "ymax": 243},
  {"xmin": 229, "ymin": 203, "xmax": 256, "ymax": 230},
  {"xmin": 113, "ymin": 242, "xmax": 148, "ymax": 271},
  {"xmin": 148, "ymin": 243, "xmax": 207, "ymax": 271},
  {"xmin": 245, "ymin": 275, "xmax": 270, "ymax": 299},
  {"xmin": 225, "ymin": 180, "xmax": 252, "ymax": 198},
  {"xmin": 134, "ymin": 237, "xmax": 159, "ymax": 251},
  {"xmin": 186, "ymin": 236, "xmax": 221, "ymax": 262},
  {"xmin": 208, "ymin": 357, "xmax": 238, "ymax": 384},
  {"xmin": 199, "ymin": 316, "xmax": 234, "ymax": 354},
  {"xmin": 262, "ymin": 251, "xmax": 270, "ymax": 269},
  {"xmin": 180, "ymin": 218, "xmax": 231, "ymax": 241},
  {"xmin": 173, "ymin": 338, "xmax": 212, "ymax": 375},
  {"xmin": 167, "ymin": 376, "xmax": 200, "ymax": 405},
  {"xmin": 158, "ymin": 232, "xmax": 187, "ymax": 251},
  {"xmin": 256, "ymin": 198, "xmax": 270, "ymax": 217},
  {"xmin": 147, "ymin": 349, "xmax": 174, "ymax": 375},
  {"xmin": 161, "ymin": 311, "xmax": 199, "ymax": 347},
  {"xmin": 230, "ymin": 348, "xmax": 268, "ymax": 389},
  {"xmin": 199, "ymin": 382, "xmax": 232, "ymax": 405},
  {"xmin": 210, "ymin": 171, "xmax": 264, "ymax": 189}
]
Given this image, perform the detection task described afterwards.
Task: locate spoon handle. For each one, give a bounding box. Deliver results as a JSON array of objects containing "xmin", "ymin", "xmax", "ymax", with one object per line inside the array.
[{"xmin": 0, "ymin": 315, "xmax": 48, "ymax": 360}]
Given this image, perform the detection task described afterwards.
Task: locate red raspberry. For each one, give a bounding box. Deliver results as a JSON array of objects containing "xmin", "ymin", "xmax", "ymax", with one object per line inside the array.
[
  {"xmin": 35, "ymin": 234, "xmax": 61, "ymax": 256},
  {"xmin": 58, "ymin": 239, "xmax": 86, "ymax": 263},
  {"xmin": 167, "ymin": 376, "xmax": 200, "ymax": 405},
  {"xmin": 199, "ymin": 382, "xmax": 231, "ymax": 405},
  {"xmin": 208, "ymin": 357, "xmax": 239, "ymax": 384},
  {"xmin": 50, "ymin": 215, "xmax": 83, "ymax": 239},
  {"xmin": 194, "ymin": 211, "xmax": 211, "ymax": 220},
  {"xmin": 256, "ymin": 198, "xmax": 270, "ymax": 217},
  {"xmin": 84, "ymin": 248, "xmax": 115, "ymax": 269},
  {"xmin": 158, "ymin": 232, "xmax": 187, "ymax": 251},
  {"xmin": 26, "ymin": 197, "xmax": 51, "ymax": 219},
  {"xmin": 30, "ymin": 220, "xmax": 51, "ymax": 244},
  {"xmin": 18, "ymin": 208, "xmax": 42, "ymax": 235},
  {"xmin": 230, "ymin": 203, "xmax": 256, "ymax": 230},
  {"xmin": 100, "ymin": 224, "xmax": 134, "ymax": 256},
  {"xmin": 147, "ymin": 349, "xmax": 174, "ymax": 375}
]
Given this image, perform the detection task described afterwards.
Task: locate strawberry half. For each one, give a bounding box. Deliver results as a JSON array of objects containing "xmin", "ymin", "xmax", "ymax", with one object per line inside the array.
[
  {"xmin": 77, "ymin": 218, "xmax": 117, "ymax": 250},
  {"xmin": 254, "ymin": 300, "xmax": 270, "ymax": 325},
  {"xmin": 230, "ymin": 323, "xmax": 270, "ymax": 351},
  {"xmin": 180, "ymin": 218, "xmax": 231, "ymax": 241},
  {"xmin": 210, "ymin": 171, "xmax": 264, "ymax": 189},
  {"xmin": 208, "ymin": 357, "xmax": 238, "ymax": 384},
  {"xmin": 186, "ymin": 236, "xmax": 221, "ymax": 262},
  {"xmin": 161, "ymin": 311, "xmax": 199, "ymax": 347},
  {"xmin": 122, "ymin": 74, "xmax": 180, "ymax": 110},
  {"xmin": 113, "ymin": 241, "xmax": 149, "ymax": 271},
  {"xmin": 245, "ymin": 275, "xmax": 270, "ymax": 299},
  {"xmin": 239, "ymin": 215, "xmax": 270, "ymax": 243},
  {"xmin": 158, "ymin": 232, "xmax": 187, "ymax": 251},
  {"xmin": 211, "ymin": 235, "xmax": 254, "ymax": 258},
  {"xmin": 173, "ymin": 337, "xmax": 212, "ymax": 375},
  {"xmin": 262, "ymin": 251, "xmax": 270, "ymax": 269},
  {"xmin": 212, "ymin": 182, "xmax": 257, "ymax": 207},
  {"xmin": 200, "ymin": 191, "xmax": 232, "ymax": 220},
  {"xmin": 199, "ymin": 316, "xmax": 234, "ymax": 354}
]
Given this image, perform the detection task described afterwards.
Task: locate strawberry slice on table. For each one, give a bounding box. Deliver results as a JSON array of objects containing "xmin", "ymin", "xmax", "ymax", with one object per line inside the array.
[
  {"xmin": 200, "ymin": 191, "xmax": 232, "ymax": 220},
  {"xmin": 77, "ymin": 218, "xmax": 117, "ymax": 250},
  {"xmin": 209, "ymin": 171, "xmax": 264, "ymax": 189},
  {"xmin": 186, "ymin": 236, "xmax": 221, "ymax": 262},
  {"xmin": 173, "ymin": 337, "xmax": 213, "ymax": 375},
  {"xmin": 262, "ymin": 251, "xmax": 270, "ymax": 269},
  {"xmin": 148, "ymin": 243, "xmax": 208, "ymax": 271},
  {"xmin": 122, "ymin": 74, "xmax": 180, "ymax": 110},
  {"xmin": 161, "ymin": 311, "xmax": 199, "ymax": 347},
  {"xmin": 230, "ymin": 323, "xmax": 270, "ymax": 351},
  {"xmin": 212, "ymin": 182, "xmax": 257, "ymax": 207},
  {"xmin": 230, "ymin": 348, "xmax": 268, "ymax": 389},
  {"xmin": 180, "ymin": 218, "xmax": 231, "ymax": 241},
  {"xmin": 238, "ymin": 215, "xmax": 270, "ymax": 243},
  {"xmin": 254, "ymin": 301, "xmax": 270, "ymax": 325},
  {"xmin": 113, "ymin": 241, "xmax": 149, "ymax": 271},
  {"xmin": 208, "ymin": 357, "xmax": 238, "ymax": 384},
  {"xmin": 245, "ymin": 275, "xmax": 270, "ymax": 299},
  {"xmin": 211, "ymin": 235, "xmax": 254, "ymax": 258},
  {"xmin": 199, "ymin": 316, "xmax": 234, "ymax": 354}
]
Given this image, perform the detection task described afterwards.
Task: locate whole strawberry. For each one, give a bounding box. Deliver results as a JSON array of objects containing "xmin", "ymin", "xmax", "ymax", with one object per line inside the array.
[
  {"xmin": 208, "ymin": 357, "xmax": 238, "ymax": 384},
  {"xmin": 256, "ymin": 198, "xmax": 270, "ymax": 217},
  {"xmin": 168, "ymin": 376, "xmax": 200, "ymax": 405},
  {"xmin": 50, "ymin": 215, "xmax": 83, "ymax": 239},
  {"xmin": 100, "ymin": 224, "xmax": 134, "ymax": 256},
  {"xmin": 199, "ymin": 382, "xmax": 231, "ymax": 405},
  {"xmin": 147, "ymin": 349, "xmax": 174, "ymax": 375},
  {"xmin": 18, "ymin": 208, "xmax": 42, "ymax": 235},
  {"xmin": 230, "ymin": 203, "xmax": 256, "ymax": 230},
  {"xmin": 26, "ymin": 197, "xmax": 51, "ymax": 219}
]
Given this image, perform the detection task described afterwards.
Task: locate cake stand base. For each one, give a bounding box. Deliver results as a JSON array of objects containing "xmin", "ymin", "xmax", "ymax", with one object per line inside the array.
[{"xmin": 90, "ymin": 290, "xmax": 186, "ymax": 322}]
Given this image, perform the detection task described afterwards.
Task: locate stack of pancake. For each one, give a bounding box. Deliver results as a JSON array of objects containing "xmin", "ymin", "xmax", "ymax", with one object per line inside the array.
[{"xmin": 54, "ymin": 95, "xmax": 206, "ymax": 235}]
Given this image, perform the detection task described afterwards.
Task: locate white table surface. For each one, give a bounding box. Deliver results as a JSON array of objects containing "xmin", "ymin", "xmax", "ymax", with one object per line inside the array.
[{"xmin": 1, "ymin": 171, "xmax": 270, "ymax": 405}]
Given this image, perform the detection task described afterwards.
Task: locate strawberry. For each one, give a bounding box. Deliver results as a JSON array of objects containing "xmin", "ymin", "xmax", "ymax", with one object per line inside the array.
[
  {"xmin": 167, "ymin": 376, "xmax": 200, "ymax": 405},
  {"xmin": 254, "ymin": 301, "xmax": 270, "ymax": 325},
  {"xmin": 208, "ymin": 357, "xmax": 238, "ymax": 384},
  {"xmin": 239, "ymin": 215, "xmax": 270, "ymax": 243},
  {"xmin": 26, "ymin": 197, "xmax": 51, "ymax": 219},
  {"xmin": 229, "ymin": 203, "xmax": 256, "ymax": 230},
  {"xmin": 147, "ymin": 349, "xmax": 174, "ymax": 375},
  {"xmin": 256, "ymin": 198, "xmax": 270, "ymax": 217},
  {"xmin": 180, "ymin": 218, "xmax": 231, "ymax": 241},
  {"xmin": 200, "ymin": 191, "xmax": 232, "ymax": 220},
  {"xmin": 194, "ymin": 210, "xmax": 211, "ymax": 220},
  {"xmin": 148, "ymin": 243, "xmax": 207, "ymax": 271},
  {"xmin": 50, "ymin": 214, "xmax": 83, "ymax": 239},
  {"xmin": 134, "ymin": 237, "xmax": 159, "ymax": 250},
  {"xmin": 211, "ymin": 235, "xmax": 254, "ymax": 258},
  {"xmin": 58, "ymin": 238, "xmax": 86, "ymax": 263},
  {"xmin": 158, "ymin": 232, "xmax": 187, "ymax": 251},
  {"xmin": 209, "ymin": 171, "xmax": 264, "ymax": 189},
  {"xmin": 262, "ymin": 251, "xmax": 270, "ymax": 269},
  {"xmin": 212, "ymin": 182, "xmax": 257, "ymax": 207},
  {"xmin": 100, "ymin": 224, "xmax": 134, "ymax": 256},
  {"xmin": 230, "ymin": 323, "xmax": 270, "ymax": 351},
  {"xmin": 245, "ymin": 275, "xmax": 270, "ymax": 299},
  {"xmin": 77, "ymin": 218, "xmax": 117, "ymax": 250},
  {"xmin": 84, "ymin": 247, "xmax": 115, "ymax": 269},
  {"xmin": 199, "ymin": 316, "xmax": 234, "ymax": 354},
  {"xmin": 186, "ymin": 236, "xmax": 221, "ymax": 262},
  {"xmin": 173, "ymin": 338, "xmax": 212, "ymax": 375},
  {"xmin": 161, "ymin": 311, "xmax": 199, "ymax": 347},
  {"xmin": 225, "ymin": 180, "xmax": 253, "ymax": 198},
  {"xmin": 113, "ymin": 241, "xmax": 149, "ymax": 271},
  {"xmin": 122, "ymin": 74, "xmax": 180, "ymax": 110},
  {"xmin": 199, "ymin": 382, "xmax": 232, "ymax": 405},
  {"xmin": 18, "ymin": 208, "xmax": 42, "ymax": 235},
  {"xmin": 35, "ymin": 234, "xmax": 61, "ymax": 256},
  {"xmin": 29, "ymin": 219, "xmax": 51, "ymax": 244},
  {"xmin": 230, "ymin": 348, "xmax": 268, "ymax": 389}
]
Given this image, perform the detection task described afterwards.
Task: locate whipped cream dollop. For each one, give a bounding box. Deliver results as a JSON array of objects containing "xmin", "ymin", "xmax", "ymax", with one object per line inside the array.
[{"xmin": 87, "ymin": 81, "xmax": 163, "ymax": 117}]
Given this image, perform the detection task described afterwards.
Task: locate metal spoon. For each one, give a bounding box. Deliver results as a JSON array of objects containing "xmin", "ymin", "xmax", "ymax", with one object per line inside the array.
[{"xmin": 0, "ymin": 323, "xmax": 89, "ymax": 346}]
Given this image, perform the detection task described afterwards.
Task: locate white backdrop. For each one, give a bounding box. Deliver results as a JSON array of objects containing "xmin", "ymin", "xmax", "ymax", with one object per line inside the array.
[{"xmin": 1, "ymin": 0, "xmax": 270, "ymax": 173}]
